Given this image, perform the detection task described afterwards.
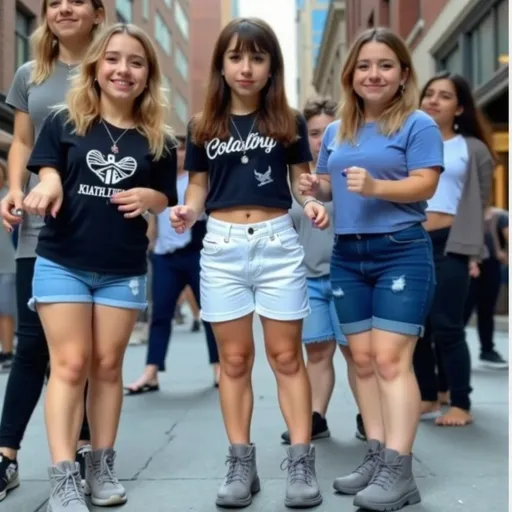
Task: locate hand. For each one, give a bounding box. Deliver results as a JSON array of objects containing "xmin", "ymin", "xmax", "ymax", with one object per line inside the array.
[
  {"xmin": 344, "ymin": 167, "xmax": 377, "ymax": 197},
  {"xmin": 170, "ymin": 205, "xmax": 199, "ymax": 234},
  {"xmin": 497, "ymin": 250, "xmax": 508, "ymax": 266},
  {"xmin": 1, "ymin": 189, "xmax": 25, "ymax": 232},
  {"xmin": 111, "ymin": 188, "xmax": 156, "ymax": 219},
  {"xmin": 298, "ymin": 173, "xmax": 320, "ymax": 197},
  {"xmin": 303, "ymin": 201, "xmax": 329, "ymax": 230},
  {"xmin": 23, "ymin": 177, "xmax": 63, "ymax": 218},
  {"xmin": 468, "ymin": 260, "xmax": 480, "ymax": 278}
]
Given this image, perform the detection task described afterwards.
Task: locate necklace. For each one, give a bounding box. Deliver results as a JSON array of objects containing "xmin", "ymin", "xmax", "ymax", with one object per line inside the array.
[
  {"xmin": 230, "ymin": 116, "xmax": 257, "ymax": 164},
  {"xmin": 101, "ymin": 120, "xmax": 132, "ymax": 154}
]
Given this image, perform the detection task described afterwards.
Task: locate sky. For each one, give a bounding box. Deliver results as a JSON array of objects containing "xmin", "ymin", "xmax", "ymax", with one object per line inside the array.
[{"xmin": 238, "ymin": 0, "xmax": 299, "ymax": 108}]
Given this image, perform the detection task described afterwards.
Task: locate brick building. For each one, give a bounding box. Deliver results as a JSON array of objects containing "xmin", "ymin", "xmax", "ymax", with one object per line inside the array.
[{"xmin": 0, "ymin": 0, "xmax": 193, "ymax": 157}]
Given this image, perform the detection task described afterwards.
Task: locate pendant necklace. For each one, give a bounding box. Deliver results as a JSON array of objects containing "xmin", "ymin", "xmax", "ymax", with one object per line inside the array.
[
  {"xmin": 230, "ymin": 116, "xmax": 257, "ymax": 164},
  {"xmin": 101, "ymin": 120, "xmax": 132, "ymax": 154}
]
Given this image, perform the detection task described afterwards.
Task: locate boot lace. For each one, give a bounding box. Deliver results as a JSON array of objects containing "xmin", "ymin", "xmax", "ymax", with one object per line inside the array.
[
  {"xmin": 369, "ymin": 456, "xmax": 402, "ymax": 490},
  {"xmin": 52, "ymin": 468, "xmax": 84, "ymax": 507},
  {"xmin": 280, "ymin": 454, "xmax": 313, "ymax": 486},
  {"xmin": 225, "ymin": 453, "xmax": 252, "ymax": 485},
  {"xmin": 354, "ymin": 449, "xmax": 380, "ymax": 476},
  {"xmin": 92, "ymin": 453, "xmax": 119, "ymax": 486}
]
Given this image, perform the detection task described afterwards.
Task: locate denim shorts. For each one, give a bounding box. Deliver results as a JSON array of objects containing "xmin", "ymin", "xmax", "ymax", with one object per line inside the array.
[
  {"xmin": 200, "ymin": 214, "xmax": 310, "ymax": 323},
  {"xmin": 29, "ymin": 256, "xmax": 148, "ymax": 311},
  {"xmin": 302, "ymin": 276, "xmax": 347, "ymax": 345},
  {"xmin": 331, "ymin": 224, "xmax": 435, "ymax": 337}
]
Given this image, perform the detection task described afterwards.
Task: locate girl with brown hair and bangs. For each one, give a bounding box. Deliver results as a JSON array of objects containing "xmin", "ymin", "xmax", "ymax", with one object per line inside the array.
[
  {"xmin": 0, "ymin": 0, "xmax": 105, "ymax": 504},
  {"xmin": 171, "ymin": 17, "xmax": 328, "ymax": 510}
]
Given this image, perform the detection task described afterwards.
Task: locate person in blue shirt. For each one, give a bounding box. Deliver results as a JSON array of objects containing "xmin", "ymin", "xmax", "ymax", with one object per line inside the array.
[{"xmin": 299, "ymin": 27, "xmax": 444, "ymax": 511}]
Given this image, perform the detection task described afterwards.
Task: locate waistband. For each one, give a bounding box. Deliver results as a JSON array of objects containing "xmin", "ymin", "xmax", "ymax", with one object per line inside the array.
[{"xmin": 206, "ymin": 214, "xmax": 293, "ymax": 241}]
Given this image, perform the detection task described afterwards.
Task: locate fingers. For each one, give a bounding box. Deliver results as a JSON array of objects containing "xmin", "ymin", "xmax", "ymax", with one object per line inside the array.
[
  {"xmin": 124, "ymin": 208, "xmax": 145, "ymax": 219},
  {"xmin": 23, "ymin": 194, "xmax": 50, "ymax": 216},
  {"xmin": 314, "ymin": 210, "xmax": 329, "ymax": 229},
  {"xmin": 0, "ymin": 202, "xmax": 22, "ymax": 228},
  {"xmin": 110, "ymin": 192, "xmax": 135, "ymax": 204},
  {"xmin": 51, "ymin": 195, "xmax": 63, "ymax": 218}
]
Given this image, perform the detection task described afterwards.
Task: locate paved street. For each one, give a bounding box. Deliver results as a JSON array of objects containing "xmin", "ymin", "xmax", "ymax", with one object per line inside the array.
[{"xmin": 0, "ymin": 319, "xmax": 508, "ymax": 512}]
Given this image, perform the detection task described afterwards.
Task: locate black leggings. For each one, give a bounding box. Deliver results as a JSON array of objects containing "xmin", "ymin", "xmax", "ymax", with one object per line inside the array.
[{"xmin": 0, "ymin": 258, "xmax": 90, "ymax": 450}]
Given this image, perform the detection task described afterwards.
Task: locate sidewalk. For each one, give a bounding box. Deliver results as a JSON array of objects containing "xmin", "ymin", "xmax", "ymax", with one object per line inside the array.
[{"xmin": 0, "ymin": 321, "xmax": 508, "ymax": 512}]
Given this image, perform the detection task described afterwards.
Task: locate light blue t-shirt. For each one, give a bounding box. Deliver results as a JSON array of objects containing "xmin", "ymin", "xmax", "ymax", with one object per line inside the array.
[{"xmin": 316, "ymin": 110, "xmax": 444, "ymax": 234}]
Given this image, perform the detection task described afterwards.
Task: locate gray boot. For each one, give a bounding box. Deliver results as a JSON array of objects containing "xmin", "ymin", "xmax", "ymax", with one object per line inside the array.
[
  {"xmin": 84, "ymin": 448, "xmax": 127, "ymax": 506},
  {"xmin": 47, "ymin": 461, "xmax": 88, "ymax": 511},
  {"xmin": 216, "ymin": 444, "xmax": 260, "ymax": 508},
  {"xmin": 353, "ymin": 448, "xmax": 421, "ymax": 511},
  {"xmin": 282, "ymin": 444, "xmax": 322, "ymax": 508},
  {"xmin": 332, "ymin": 439, "xmax": 382, "ymax": 494}
]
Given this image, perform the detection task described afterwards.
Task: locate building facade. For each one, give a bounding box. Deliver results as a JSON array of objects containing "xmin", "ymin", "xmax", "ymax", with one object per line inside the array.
[
  {"xmin": 296, "ymin": 0, "xmax": 330, "ymax": 108},
  {"xmin": 0, "ymin": 0, "xmax": 192, "ymax": 157}
]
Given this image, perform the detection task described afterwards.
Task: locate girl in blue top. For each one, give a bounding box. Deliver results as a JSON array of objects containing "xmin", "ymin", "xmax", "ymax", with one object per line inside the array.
[{"xmin": 299, "ymin": 27, "xmax": 443, "ymax": 511}]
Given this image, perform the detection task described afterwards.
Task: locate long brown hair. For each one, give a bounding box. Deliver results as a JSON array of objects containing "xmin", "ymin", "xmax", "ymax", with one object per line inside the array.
[
  {"xmin": 338, "ymin": 27, "xmax": 418, "ymax": 143},
  {"xmin": 420, "ymin": 72, "xmax": 499, "ymax": 163},
  {"xmin": 192, "ymin": 17, "xmax": 297, "ymax": 146},
  {"xmin": 31, "ymin": 0, "xmax": 106, "ymax": 85}
]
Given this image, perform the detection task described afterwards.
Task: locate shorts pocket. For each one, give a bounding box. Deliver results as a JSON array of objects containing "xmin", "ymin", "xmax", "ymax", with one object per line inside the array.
[
  {"xmin": 274, "ymin": 230, "xmax": 302, "ymax": 251},
  {"xmin": 387, "ymin": 226, "xmax": 427, "ymax": 245},
  {"xmin": 201, "ymin": 234, "xmax": 225, "ymax": 256}
]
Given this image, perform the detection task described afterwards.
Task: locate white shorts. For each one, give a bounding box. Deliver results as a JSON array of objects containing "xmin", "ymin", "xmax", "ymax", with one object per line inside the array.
[{"xmin": 200, "ymin": 214, "xmax": 310, "ymax": 323}]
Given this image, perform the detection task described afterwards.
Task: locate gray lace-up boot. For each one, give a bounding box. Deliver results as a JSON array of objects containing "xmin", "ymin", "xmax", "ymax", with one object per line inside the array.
[
  {"xmin": 282, "ymin": 444, "xmax": 322, "ymax": 508},
  {"xmin": 353, "ymin": 448, "xmax": 421, "ymax": 511},
  {"xmin": 333, "ymin": 439, "xmax": 382, "ymax": 494},
  {"xmin": 84, "ymin": 448, "xmax": 127, "ymax": 506},
  {"xmin": 47, "ymin": 461, "xmax": 88, "ymax": 512},
  {"xmin": 216, "ymin": 444, "xmax": 260, "ymax": 508}
]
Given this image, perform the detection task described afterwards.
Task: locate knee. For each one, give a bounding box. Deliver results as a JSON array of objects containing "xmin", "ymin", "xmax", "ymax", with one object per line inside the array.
[
  {"xmin": 90, "ymin": 354, "xmax": 123, "ymax": 383},
  {"xmin": 374, "ymin": 351, "xmax": 403, "ymax": 381},
  {"xmin": 51, "ymin": 355, "xmax": 89, "ymax": 387},
  {"xmin": 306, "ymin": 342, "xmax": 335, "ymax": 365},
  {"xmin": 269, "ymin": 349, "xmax": 301, "ymax": 376},
  {"xmin": 221, "ymin": 353, "xmax": 252, "ymax": 379},
  {"xmin": 351, "ymin": 351, "xmax": 374, "ymax": 379}
]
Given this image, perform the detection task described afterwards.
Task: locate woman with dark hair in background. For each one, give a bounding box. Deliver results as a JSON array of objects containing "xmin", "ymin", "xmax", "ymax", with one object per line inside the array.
[{"xmin": 414, "ymin": 72, "xmax": 496, "ymax": 426}]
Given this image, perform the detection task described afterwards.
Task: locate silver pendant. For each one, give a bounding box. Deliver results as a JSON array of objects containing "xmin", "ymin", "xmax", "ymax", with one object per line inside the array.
[
  {"xmin": 111, "ymin": 144, "xmax": 119, "ymax": 154},
  {"xmin": 241, "ymin": 155, "xmax": 249, "ymax": 164}
]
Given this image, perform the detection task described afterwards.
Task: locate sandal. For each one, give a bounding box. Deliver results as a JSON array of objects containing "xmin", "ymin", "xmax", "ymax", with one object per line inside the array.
[{"xmin": 124, "ymin": 383, "xmax": 160, "ymax": 396}]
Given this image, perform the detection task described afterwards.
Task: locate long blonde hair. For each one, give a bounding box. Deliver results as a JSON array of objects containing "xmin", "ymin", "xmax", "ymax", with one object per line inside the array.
[
  {"xmin": 338, "ymin": 27, "xmax": 419, "ymax": 143},
  {"xmin": 64, "ymin": 23, "xmax": 174, "ymax": 160},
  {"xmin": 30, "ymin": 0, "xmax": 106, "ymax": 85}
]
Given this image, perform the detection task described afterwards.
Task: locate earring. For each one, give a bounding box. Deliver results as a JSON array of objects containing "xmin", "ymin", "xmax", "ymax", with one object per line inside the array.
[{"xmin": 400, "ymin": 83, "xmax": 406, "ymax": 94}]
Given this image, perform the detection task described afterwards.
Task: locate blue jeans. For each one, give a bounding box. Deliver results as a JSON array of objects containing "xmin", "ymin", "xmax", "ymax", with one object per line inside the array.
[
  {"xmin": 146, "ymin": 251, "xmax": 219, "ymax": 370},
  {"xmin": 331, "ymin": 225, "xmax": 435, "ymax": 336}
]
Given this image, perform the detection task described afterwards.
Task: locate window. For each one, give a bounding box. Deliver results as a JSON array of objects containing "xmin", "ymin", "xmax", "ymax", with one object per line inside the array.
[
  {"xmin": 116, "ymin": 0, "xmax": 132, "ymax": 23},
  {"xmin": 15, "ymin": 10, "xmax": 32, "ymax": 70},
  {"xmin": 174, "ymin": 92, "xmax": 188, "ymax": 124},
  {"xmin": 175, "ymin": 47, "xmax": 188, "ymax": 80},
  {"xmin": 231, "ymin": 0, "xmax": 240, "ymax": 18},
  {"xmin": 162, "ymin": 76, "xmax": 172, "ymax": 101},
  {"xmin": 142, "ymin": 0, "xmax": 149, "ymax": 21},
  {"xmin": 163, "ymin": 0, "xmax": 172, "ymax": 7},
  {"xmin": 441, "ymin": 46, "xmax": 462, "ymax": 75},
  {"xmin": 175, "ymin": 1, "xmax": 189, "ymax": 39},
  {"xmin": 497, "ymin": 0, "xmax": 508, "ymax": 67},
  {"xmin": 155, "ymin": 13, "xmax": 172, "ymax": 55},
  {"xmin": 469, "ymin": 12, "xmax": 494, "ymax": 86}
]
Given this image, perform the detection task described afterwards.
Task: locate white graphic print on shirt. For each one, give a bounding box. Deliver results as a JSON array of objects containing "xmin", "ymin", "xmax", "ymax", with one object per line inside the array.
[
  {"xmin": 254, "ymin": 166, "xmax": 273, "ymax": 187},
  {"xmin": 205, "ymin": 133, "xmax": 277, "ymax": 160},
  {"xmin": 79, "ymin": 150, "xmax": 138, "ymax": 198}
]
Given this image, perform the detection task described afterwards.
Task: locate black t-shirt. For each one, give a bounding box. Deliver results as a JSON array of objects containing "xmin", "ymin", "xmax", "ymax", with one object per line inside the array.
[
  {"xmin": 184, "ymin": 112, "xmax": 312, "ymax": 213},
  {"xmin": 27, "ymin": 111, "xmax": 177, "ymax": 275}
]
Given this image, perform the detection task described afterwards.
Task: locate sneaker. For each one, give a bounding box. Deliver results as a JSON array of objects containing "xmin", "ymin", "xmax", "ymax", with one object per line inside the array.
[
  {"xmin": 355, "ymin": 413, "xmax": 367, "ymax": 441},
  {"xmin": 333, "ymin": 439, "xmax": 382, "ymax": 495},
  {"xmin": 84, "ymin": 448, "xmax": 127, "ymax": 506},
  {"xmin": 282, "ymin": 444, "xmax": 322, "ymax": 508},
  {"xmin": 75, "ymin": 445, "xmax": 91, "ymax": 486},
  {"xmin": 0, "ymin": 454, "xmax": 19, "ymax": 501},
  {"xmin": 191, "ymin": 319, "xmax": 201, "ymax": 332},
  {"xmin": 353, "ymin": 448, "xmax": 421, "ymax": 511},
  {"xmin": 480, "ymin": 350, "xmax": 508, "ymax": 369},
  {"xmin": 47, "ymin": 461, "xmax": 88, "ymax": 511},
  {"xmin": 0, "ymin": 354, "xmax": 13, "ymax": 372},
  {"xmin": 281, "ymin": 412, "xmax": 330, "ymax": 444},
  {"xmin": 216, "ymin": 444, "xmax": 260, "ymax": 508}
]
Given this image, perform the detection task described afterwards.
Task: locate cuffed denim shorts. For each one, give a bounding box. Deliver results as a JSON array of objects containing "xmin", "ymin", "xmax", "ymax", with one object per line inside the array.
[
  {"xmin": 199, "ymin": 214, "xmax": 310, "ymax": 323},
  {"xmin": 29, "ymin": 256, "xmax": 147, "ymax": 311},
  {"xmin": 302, "ymin": 275, "xmax": 347, "ymax": 345},
  {"xmin": 331, "ymin": 224, "xmax": 435, "ymax": 337}
]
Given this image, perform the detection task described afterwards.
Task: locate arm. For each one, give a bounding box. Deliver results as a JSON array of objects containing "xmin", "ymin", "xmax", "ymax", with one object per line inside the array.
[
  {"xmin": 289, "ymin": 162, "xmax": 317, "ymax": 206},
  {"xmin": 185, "ymin": 171, "xmax": 208, "ymax": 216},
  {"xmin": 146, "ymin": 214, "xmax": 157, "ymax": 250},
  {"xmin": 147, "ymin": 145, "xmax": 178, "ymax": 214},
  {"xmin": 8, "ymin": 110, "xmax": 34, "ymax": 192},
  {"xmin": 474, "ymin": 143, "xmax": 494, "ymax": 209},
  {"xmin": 371, "ymin": 168, "xmax": 441, "ymax": 202}
]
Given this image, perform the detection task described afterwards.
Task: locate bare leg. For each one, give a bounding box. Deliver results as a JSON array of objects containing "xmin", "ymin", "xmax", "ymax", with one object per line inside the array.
[
  {"xmin": 0, "ymin": 315, "xmax": 14, "ymax": 355},
  {"xmin": 304, "ymin": 341, "xmax": 336, "ymax": 416}
]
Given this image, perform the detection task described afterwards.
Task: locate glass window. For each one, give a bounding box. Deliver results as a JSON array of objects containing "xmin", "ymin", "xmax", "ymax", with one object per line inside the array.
[
  {"xmin": 231, "ymin": 0, "xmax": 240, "ymax": 18},
  {"xmin": 142, "ymin": 0, "xmax": 149, "ymax": 20},
  {"xmin": 163, "ymin": 0, "xmax": 172, "ymax": 7},
  {"xmin": 15, "ymin": 10, "xmax": 32, "ymax": 71},
  {"xmin": 497, "ymin": 0, "xmax": 508, "ymax": 67},
  {"xmin": 478, "ymin": 13, "xmax": 495, "ymax": 81},
  {"xmin": 175, "ymin": 1, "xmax": 189, "ymax": 39},
  {"xmin": 116, "ymin": 0, "xmax": 132, "ymax": 23},
  {"xmin": 162, "ymin": 76, "xmax": 172, "ymax": 101},
  {"xmin": 442, "ymin": 46, "xmax": 462, "ymax": 75},
  {"xmin": 174, "ymin": 92, "xmax": 188, "ymax": 124},
  {"xmin": 175, "ymin": 47, "xmax": 188, "ymax": 80},
  {"xmin": 155, "ymin": 13, "xmax": 172, "ymax": 55}
]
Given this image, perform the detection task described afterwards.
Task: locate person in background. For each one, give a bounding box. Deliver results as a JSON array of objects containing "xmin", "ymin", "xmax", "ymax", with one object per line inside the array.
[
  {"xmin": 464, "ymin": 205, "xmax": 508, "ymax": 368},
  {"xmin": 0, "ymin": 158, "xmax": 16, "ymax": 372},
  {"xmin": 281, "ymin": 96, "xmax": 365, "ymax": 445},
  {"xmin": 414, "ymin": 72, "xmax": 496, "ymax": 426}
]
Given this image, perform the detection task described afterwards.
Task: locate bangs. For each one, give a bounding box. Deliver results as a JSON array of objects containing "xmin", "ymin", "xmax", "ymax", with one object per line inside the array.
[{"xmin": 229, "ymin": 22, "xmax": 271, "ymax": 54}]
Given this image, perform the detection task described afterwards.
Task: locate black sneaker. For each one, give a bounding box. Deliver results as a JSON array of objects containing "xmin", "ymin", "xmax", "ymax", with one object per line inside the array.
[
  {"xmin": 281, "ymin": 412, "xmax": 330, "ymax": 444},
  {"xmin": 355, "ymin": 413, "xmax": 366, "ymax": 441},
  {"xmin": 0, "ymin": 354, "xmax": 13, "ymax": 372},
  {"xmin": 480, "ymin": 350, "xmax": 508, "ymax": 369},
  {"xmin": 0, "ymin": 453, "xmax": 19, "ymax": 501},
  {"xmin": 191, "ymin": 319, "xmax": 201, "ymax": 332},
  {"xmin": 76, "ymin": 444, "xmax": 91, "ymax": 486}
]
